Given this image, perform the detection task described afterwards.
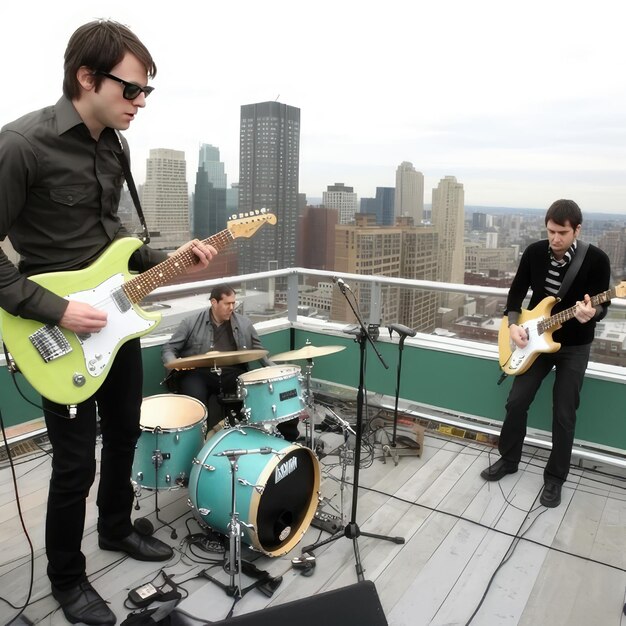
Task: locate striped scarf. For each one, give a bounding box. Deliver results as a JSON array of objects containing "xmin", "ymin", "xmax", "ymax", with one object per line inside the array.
[{"xmin": 545, "ymin": 239, "xmax": 577, "ymax": 296}]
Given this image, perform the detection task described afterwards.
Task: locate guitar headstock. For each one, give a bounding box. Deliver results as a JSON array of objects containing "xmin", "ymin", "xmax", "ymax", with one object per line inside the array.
[
  {"xmin": 615, "ymin": 281, "xmax": 626, "ymax": 298},
  {"xmin": 227, "ymin": 209, "xmax": 277, "ymax": 239}
]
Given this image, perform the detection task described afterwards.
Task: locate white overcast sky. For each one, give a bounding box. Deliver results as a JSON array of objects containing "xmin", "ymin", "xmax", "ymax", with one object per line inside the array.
[{"xmin": 2, "ymin": 0, "xmax": 626, "ymax": 214}]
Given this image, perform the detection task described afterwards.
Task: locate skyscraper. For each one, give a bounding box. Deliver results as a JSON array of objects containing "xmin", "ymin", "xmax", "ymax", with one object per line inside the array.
[
  {"xmin": 141, "ymin": 148, "xmax": 189, "ymax": 250},
  {"xmin": 198, "ymin": 143, "xmax": 227, "ymax": 189},
  {"xmin": 432, "ymin": 175, "xmax": 465, "ymax": 313},
  {"xmin": 432, "ymin": 176, "xmax": 465, "ymax": 285},
  {"xmin": 238, "ymin": 101, "xmax": 301, "ymax": 274},
  {"xmin": 296, "ymin": 206, "xmax": 338, "ymax": 271},
  {"xmin": 323, "ymin": 183, "xmax": 358, "ymax": 224},
  {"xmin": 360, "ymin": 188, "xmax": 395, "ymax": 225},
  {"xmin": 192, "ymin": 144, "xmax": 227, "ymax": 239},
  {"xmin": 394, "ymin": 162, "xmax": 424, "ymax": 223}
]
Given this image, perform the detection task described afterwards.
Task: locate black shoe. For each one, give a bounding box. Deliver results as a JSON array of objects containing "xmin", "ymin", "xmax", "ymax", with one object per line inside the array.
[
  {"xmin": 480, "ymin": 458, "xmax": 518, "ymax": 481},
  {"xmin": 99, "ymin": 530, "xmax": 173, "ymax": 561},
  {"xmin": 540, "ymin": 481, "xmax": 562, "ymax": 508},
  {"xmin": 51, "ymin": 579, "xmax": 116, "ymax": 625}
]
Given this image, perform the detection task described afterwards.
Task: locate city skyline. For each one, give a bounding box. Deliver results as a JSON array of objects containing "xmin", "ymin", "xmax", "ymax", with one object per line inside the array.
[{"xmin": 2, "ymin": 1, "xmax": 626, "ymax": 214}]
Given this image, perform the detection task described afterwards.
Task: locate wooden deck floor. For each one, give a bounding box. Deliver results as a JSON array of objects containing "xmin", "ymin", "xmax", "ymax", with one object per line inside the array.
[{"xmin": 2, "ymin": 413, "xmax": 626, "ymax": 626}]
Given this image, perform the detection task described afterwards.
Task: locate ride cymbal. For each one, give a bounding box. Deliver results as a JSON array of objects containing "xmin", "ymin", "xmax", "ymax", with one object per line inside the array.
[
  {"xmin": 165, "ymin": 349, "xmax": 268, "ymax": 369},
  {"xmin": 270, "ymin": 345, "xmax": 346, "ymax": 362}
]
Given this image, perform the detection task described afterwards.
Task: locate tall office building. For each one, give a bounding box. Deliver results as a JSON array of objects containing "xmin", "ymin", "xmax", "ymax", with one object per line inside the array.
[
  {"xmin": 331, "ymin": 214, "xmax": 439, "ymax": 331},
  {"xmin": 238, "ymin": 101, "xmax": 301, "ymax": 274},
  {"xmin": 472, "ymin": 212, "xmax": 487, "ymax": 231},
  {"xmin": 142, "ymin": 148, "xmax": 189, "ymax": 250},
  {"xmin": 360, "ymin": 188, "xmax": 395, "ymax": 225},
  {"xmin": 226, "ymin": 183, "xmax": 239, "ymax": 214},
  {"xmin": 432, "ymin": 176, "xmax": 465, "ymax": 284},
  {"xmin": 192, "ymin": 144, "xmax": 227, "ymax": 239},
  {"xmin": 598, "ymin": 228, "xmax": 626, "ymax": 279},
  {"xmin": 323, "ymin": 183, "xmax": 358, "ymax": 224},
  {"xmin": 394, "ymin": 162, "xmax": 424, "ymax": 223},
  {"xmin": 431, "ymin": 175, "xmax": 465, "ymax": 312},
  {"xmin": 198, "ymin": 143, "xmax": 227, "ymax": 189},
  {"xmin": 296, "ymin": 206, "xmax": 338, "ymax": 271}
]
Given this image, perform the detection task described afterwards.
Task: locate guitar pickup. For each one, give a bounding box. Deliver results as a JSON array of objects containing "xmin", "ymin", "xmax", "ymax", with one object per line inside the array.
[
  {"xmin": 29, "ymin": 325, "xmax": 73, "ymax": 363},
  {"xmin": 111, "ymin": 286, "xmax": 132, "ymax": 313}
]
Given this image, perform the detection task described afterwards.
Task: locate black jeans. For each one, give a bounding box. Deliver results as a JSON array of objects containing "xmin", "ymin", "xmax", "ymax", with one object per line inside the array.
[
  {"xmin": 498, "ymin": 343, "xmax": 591, "ymax": 484},
  {"xmin": 43, "ymin": 339, "xmax": 143, "ymax": 589}
]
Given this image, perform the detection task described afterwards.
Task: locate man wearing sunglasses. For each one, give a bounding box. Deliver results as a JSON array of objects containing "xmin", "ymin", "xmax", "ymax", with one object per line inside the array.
[{"xmin": 0, "ymin": 20, "xmax": 216, "ymax": 625}]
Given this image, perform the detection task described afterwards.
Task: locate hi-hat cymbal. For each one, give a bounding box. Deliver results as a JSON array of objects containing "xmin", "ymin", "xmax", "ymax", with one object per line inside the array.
[
  {"xmin": 271, "ymin": 345, "xmax": 346, "ymax": 362},
  {"xmin": 165, "ymin": 349, "xmax": 268, "ymax": 370}
]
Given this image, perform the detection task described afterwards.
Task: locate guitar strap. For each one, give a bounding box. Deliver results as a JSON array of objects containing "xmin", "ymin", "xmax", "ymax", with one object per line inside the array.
[
  {"xmin": 556, "ymin": 240, "xmax": 589, "ymax": 300},
  {"xmin": 115, "ymin": 132, "xmax": 151, "ymax": 244}
]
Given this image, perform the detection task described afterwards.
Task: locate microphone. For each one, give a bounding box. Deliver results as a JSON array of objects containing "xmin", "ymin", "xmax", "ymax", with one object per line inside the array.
[
  {"xmin": 215, "ymin": 447, "xmax": 274, "ymax": 457},
  {"xmin": 332, "ymin": 276, "xmax": 350, "ymax": 292},
  {"xmin": 388, "ymin": 323, "xmax": 417, "ymax": 338}
]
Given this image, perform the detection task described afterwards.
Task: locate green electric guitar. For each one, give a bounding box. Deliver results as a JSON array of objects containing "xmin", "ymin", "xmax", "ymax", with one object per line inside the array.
[{"xmin": 0, "ymin": 210, "xmax": 276, "ymax": 405}]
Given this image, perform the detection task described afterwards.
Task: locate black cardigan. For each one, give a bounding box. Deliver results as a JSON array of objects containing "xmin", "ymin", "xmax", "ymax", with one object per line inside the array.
[{"xmin": 505, "ymin": 240, "xmax": 611, "ymax": 346}]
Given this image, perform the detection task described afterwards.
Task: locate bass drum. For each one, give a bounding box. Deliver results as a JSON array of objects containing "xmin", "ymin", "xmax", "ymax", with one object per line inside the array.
[{"xmin": 189, "ymin": 426, "xmax": 320, "ymax": 556}]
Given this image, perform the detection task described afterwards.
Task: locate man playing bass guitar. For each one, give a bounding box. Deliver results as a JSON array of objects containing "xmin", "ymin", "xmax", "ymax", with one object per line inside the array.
[{"xmin": 481, "ymin": 199, "xmax": 610, "ymax": 508}]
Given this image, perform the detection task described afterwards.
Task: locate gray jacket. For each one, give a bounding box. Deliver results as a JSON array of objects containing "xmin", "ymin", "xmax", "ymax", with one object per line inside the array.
[{"xmin": 161, "ymin": 309, "xmax": 271, "ymax": 366}]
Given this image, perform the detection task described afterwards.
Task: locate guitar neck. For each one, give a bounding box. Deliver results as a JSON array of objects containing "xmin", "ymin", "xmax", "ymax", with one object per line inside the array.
[
  {"xmin": 541, "ymin": 286, "xmax": 615, "ymax": 331},
  {"xmin": 123, "ymin": 229, "xmax": 234, "ymax": 304}
]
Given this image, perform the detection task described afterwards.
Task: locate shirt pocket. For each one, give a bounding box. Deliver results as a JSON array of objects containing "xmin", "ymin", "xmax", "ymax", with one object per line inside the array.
[{"xmin": 49, "ymin": 185, "xmax": 90, "ymax": 206}]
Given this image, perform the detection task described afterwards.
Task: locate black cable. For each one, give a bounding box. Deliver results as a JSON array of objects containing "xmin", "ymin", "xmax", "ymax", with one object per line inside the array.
[
  {"xmin": 464, "ymin": 503, "xmax": 548, "ymax": 625},
  {"xmin": 358, "ymin": 473, "xmax": 626, "ymax": 574},
  {"xmin": 0, "ymin": 407, "xmax": 35, "ymax": 625}
]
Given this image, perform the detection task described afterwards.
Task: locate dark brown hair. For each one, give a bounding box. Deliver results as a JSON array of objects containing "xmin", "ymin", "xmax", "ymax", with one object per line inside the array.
[
  {"xmin": 210, "ymin": 284, "xmax": 236, "ymax": 302},
  {"xmin": 545, "ymin": 199, "xmax": 583, "ymax": 230},
  {"xmin": 63, "ymin": 19, "xmax": 156, "ymax": 99}
]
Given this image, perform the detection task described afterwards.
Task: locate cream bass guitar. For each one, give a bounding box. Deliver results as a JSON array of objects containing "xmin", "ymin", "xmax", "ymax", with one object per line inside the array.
[
  {"xmin": 0, "ymin": 211, "xmax": 276, "ymax": 405},
  {"xmin": 498, "ymin": 282, "xmax": 626, "ymax": 376}
]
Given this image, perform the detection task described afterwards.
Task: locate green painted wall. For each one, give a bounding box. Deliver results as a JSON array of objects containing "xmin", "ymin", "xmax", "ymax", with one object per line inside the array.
[
  {"xmin": 0, "ymin": 369, "xmax": 42, "ymax": 428},
  {"xmin": 292, "ymin": 329, "xmax": 626, "ymax": 449},
  {"xmin": 2, "ymin": 328, "xmax": 624, "ymax": 451}
]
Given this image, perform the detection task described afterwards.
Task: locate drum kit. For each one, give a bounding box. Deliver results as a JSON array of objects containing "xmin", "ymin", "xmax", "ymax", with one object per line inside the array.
[{"xmin": 131, "ymin": 341, "xmax": 347, "ymax": 596}]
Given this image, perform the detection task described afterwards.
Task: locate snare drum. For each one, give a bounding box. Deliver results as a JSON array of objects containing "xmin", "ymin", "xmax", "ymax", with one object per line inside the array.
[
  {"xmin": 237, "ymin": 365, "xmax": 305, "ymax": 424},
  {"xmin": 188, "ymin": 426, "xmax": 320, "ymax": 556},
  {"xmin": 132, "ymin": 394, "xmax": 207, "ymax": 490}
]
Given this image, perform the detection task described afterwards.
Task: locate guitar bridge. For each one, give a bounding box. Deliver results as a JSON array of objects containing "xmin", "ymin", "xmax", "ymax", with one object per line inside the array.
[{"xmin": 29, "ymin": 325, "xmax": 72, "ymax": 363}]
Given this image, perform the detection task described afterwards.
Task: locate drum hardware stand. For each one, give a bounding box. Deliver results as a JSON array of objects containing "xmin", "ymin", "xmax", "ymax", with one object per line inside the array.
[
  {"xmin": 301, "ymin": 280, "xmax": 405, "ymax": 582},
  {"xmin": 200, "ymin": 447, "xmax": 282, "ymax": 598},
  {"xmin": 311, "ymin": 406, "xmax": 355, "ymax": 533},
  {"xmin": 301, "ymin": 354, "xmax": 317, "ymax": 452},
  {"xmin": 381, "ymin": 323, "xmax": 417, "ymax": 466},
  {"xmin": 133, "ymin": 427, "xmax": 178, "ymax": 539}
]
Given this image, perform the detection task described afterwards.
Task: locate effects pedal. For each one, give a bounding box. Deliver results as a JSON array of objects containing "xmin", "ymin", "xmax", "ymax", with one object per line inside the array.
[{"xmin": 311, "ymin": 509, "xmax": 343, "ymax": 534}]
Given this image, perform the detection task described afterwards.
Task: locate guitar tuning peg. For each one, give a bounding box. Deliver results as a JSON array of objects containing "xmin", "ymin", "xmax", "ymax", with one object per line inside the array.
[{"xmin": 260, "ymin": 208, "xmax": 266, "ymax": 213}]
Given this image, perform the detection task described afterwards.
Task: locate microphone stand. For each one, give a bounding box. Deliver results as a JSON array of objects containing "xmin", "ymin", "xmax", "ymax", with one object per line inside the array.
[
  {"xmin": 301, "ymin": 281, "xmax": 405, "ymax": 582},
  {"xmin": 382, "ymin": 324, "xmax": 417, "ymax": 465}
]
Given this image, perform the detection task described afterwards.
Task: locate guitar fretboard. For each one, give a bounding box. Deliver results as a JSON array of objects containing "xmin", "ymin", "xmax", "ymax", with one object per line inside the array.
[
  {"xmin": 538, "ymin": 286, "xmax": 616, "ymax": 333},
  {"xmin": 123, "ymin": 230, "xmax": 234, "ymax": 304}
]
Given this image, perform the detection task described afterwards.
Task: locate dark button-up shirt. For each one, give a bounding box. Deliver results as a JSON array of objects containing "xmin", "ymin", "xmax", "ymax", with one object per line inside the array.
[
  {"xmin": 0, "ymin": 96, "xmax": 167, "ymax": 325},
  {"xmin": 505, "ymin": 239, "xmax": 610, "ymax": 346}
]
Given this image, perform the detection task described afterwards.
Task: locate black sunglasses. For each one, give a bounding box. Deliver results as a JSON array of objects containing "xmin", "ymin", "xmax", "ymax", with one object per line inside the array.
[{"xmin": 94, "ymin": 70, "xmax": 154, "ymax": 100}]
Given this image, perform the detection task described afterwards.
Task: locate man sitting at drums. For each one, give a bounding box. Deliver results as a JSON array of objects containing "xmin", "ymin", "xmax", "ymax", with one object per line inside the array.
[{"xmin": 162, "ymin": 284, "xmax": 299, "ymax": 440}]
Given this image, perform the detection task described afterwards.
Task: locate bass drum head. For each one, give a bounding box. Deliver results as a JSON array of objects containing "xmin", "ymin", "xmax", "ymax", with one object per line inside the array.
[
  {"xmin": 252, "ymin": 443, "xmax": 319, "ymax": 554},
  {"xmin": 189, "ymin": 426, "xmax": 320, "ymax": 556}
]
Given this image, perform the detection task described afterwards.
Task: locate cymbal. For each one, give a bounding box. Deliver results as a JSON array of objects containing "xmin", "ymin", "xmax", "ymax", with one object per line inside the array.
[
  {"xmin": 271, "ymin": 344, "xmax": 346, "ymax": 362},
  {"xmin": 165, "ymin": 349, "xmax": 268, "ymax": 370}
]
